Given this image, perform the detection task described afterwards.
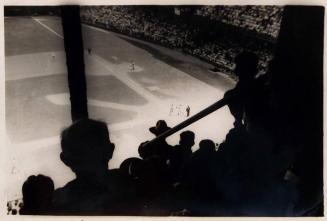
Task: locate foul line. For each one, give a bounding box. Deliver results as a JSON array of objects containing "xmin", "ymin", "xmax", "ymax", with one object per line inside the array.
[
  {"xmin": 31, "ymin": 16, "xmax": 157, "ymax": 103},
  {"xmin": 32, "ymin": 17, "xmax": 63, "ymax": 39},
  {"xmin": 91, "ymin": 54, "xmax": 158, "ymax": 103}
]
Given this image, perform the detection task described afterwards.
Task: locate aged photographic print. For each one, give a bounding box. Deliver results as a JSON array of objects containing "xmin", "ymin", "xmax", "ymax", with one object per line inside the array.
[{"xmin": 4, "ymin": 5, "xmax": 324, "ymax": 216}]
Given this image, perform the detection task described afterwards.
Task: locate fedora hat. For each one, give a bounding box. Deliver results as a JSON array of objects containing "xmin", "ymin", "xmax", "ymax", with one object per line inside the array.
[{"xmin": 149, "ymin": 120, "xmax": 171, "ymax": 136}]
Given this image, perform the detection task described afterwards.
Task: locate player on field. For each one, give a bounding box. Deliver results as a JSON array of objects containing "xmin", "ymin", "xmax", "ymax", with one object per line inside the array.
[
  {"xmin": 130, "ymin": 60, "xmax": 135, "ymax": 71},
  {"xmin": 186, "ymin": 105, "xmax": 190, "ymax": 117}
]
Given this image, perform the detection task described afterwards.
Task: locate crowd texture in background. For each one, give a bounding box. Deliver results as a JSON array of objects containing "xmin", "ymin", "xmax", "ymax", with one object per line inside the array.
[{"xmin": 80, "ymin": 6, "xmax": 283, "ymax": 75}]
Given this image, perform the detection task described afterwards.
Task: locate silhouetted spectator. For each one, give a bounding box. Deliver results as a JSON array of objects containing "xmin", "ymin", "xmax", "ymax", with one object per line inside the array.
[
  {"xmin": 138, "ymin": 120, "xmax": 172, "ymax": 160},
  {"xmin": 119, "ymin": 157, "xmax": 172, "ymax": 215},
  {"xmin": 224, "ymin": 51, "xmax": 268, "ymax": 130},
  {"xmin": 120, "ymin": 157, "xmax": 145, "ymax": 180},
  {"xmin": 213, "ymin": 125, "xmax": 250, "ymax": 202},
  {"xmin": 20, "ymin": 174, "xmax": 54, "ymax": 215},
  {"xmin": 184, "ymin": 140, "xmax": 216, "ymax": 196},
  {"xmin": 52, "ymin": 119, "xmax": 135, "ymax": 215},
  {"xmin": 169, "ymin": 131, "xmax": 195, "ymax": 182},
  {"xmin": 216, "ymin": 123, "xmax": 297, "ymax": 215},
  {"xmin": 178, "ymin": 139, "xmax": 218, "ymax": 215},
  {"xmin": 119, "ymin": 157, "xmax": 162, "ymax": 194},
  {"xmin": 137, "ymin": 120, "xmax": 177, "ymax": 214}
]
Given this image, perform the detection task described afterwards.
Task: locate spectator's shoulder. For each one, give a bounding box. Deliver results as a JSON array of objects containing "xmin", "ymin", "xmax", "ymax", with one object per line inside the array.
[
  {"xmin": 106, "ymin": 169, "xmax": 130, "ymax": 185},
  {"xmin": 169, "ymin": 145, "xmax": 181, "ymax": 154},
  {"xmin": 52, "ymin": 179, "xmax": 80, "ymax": 211},
  {"xmin": 53, "ymin": 179, "xmax": 76, "ymax": 197},
  {"xmin": 107, "ymin": 168, "xmax": 122, "ymax": 177}
]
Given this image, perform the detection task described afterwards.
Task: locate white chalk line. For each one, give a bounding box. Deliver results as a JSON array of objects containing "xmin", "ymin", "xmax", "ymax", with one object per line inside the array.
[
  {"xmin": 32, "ymin": 17, "xmax": 157, "ymax": 103},
  {"xmin": 90, "ymin": 53, "xmax": 158, "ymax": 103},
  {"xmin": 32, "ymin": 17, "xmax": 63, "ymax": 39}
]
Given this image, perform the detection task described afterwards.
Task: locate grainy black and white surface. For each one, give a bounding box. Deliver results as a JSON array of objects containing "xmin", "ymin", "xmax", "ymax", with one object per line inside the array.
[{"xmin": 4, "ymin": 5, "xmax": 324, "ymax": 216}]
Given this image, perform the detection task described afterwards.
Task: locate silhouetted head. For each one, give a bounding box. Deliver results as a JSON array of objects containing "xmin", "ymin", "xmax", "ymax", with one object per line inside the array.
[
  {"xmin": 234, "ymin": 51, "xmax": 259, "ymax": 80},
  {"xmin": 179, "ymin": 131, "xmax": 195, "ymax": 149},
  {"xmin": 60, "ymin": 119, "xmax": 115, "ymax": 178},
  {"xmin": 199, "ymin": 139, "xmax": 216, "ymax": 153},
  {"xmin": 149, "ymin": 120, "xmax": 171, "ymax": 137},
  {"xmin": 119, "ymin": 157, "xmax": 148, "ymax": 179},
  {"xmin": 21, "ymin": 174, "xmax": 54, "ymax": 214}
]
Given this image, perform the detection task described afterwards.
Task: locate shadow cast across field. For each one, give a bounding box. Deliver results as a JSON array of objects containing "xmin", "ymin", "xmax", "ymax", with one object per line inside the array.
[{"xmin": 87, "ymin": 75, "xmax": 148, "ymax": 106}]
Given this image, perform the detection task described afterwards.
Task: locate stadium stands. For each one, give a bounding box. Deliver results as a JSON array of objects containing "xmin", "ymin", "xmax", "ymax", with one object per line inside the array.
[
  {"xmin": 80, "ymin": 6, "xmax": 283, "ymax": 75},
  {"xmin": 197, "ymin": 6, "xmax": 283, "ymax": 38}
]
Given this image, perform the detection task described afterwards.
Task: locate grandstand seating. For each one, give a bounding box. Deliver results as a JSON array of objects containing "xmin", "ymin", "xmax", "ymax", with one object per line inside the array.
[
  {"xmin": 198, "ymin": 6, "xmax": 283, "ymax": 38},
  {"xmin": 80, "ymin": 6, "xmax": 283, "ymax": 75}
]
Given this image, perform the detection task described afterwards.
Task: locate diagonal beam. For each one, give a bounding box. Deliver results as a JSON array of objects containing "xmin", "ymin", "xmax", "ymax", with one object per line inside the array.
[{"xmin": 145, "ymin": 95, "xmax": 232, "ymax": 147}]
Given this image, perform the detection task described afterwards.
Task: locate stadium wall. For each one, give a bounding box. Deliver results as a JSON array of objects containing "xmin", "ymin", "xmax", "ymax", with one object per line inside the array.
[{"xmin": 5, "ymin": 6, "xmax": 60, "ymax": 16}]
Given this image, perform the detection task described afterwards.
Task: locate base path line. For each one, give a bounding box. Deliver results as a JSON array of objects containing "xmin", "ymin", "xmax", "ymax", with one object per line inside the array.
[
  {"xmin": 91, "ymin": 54, "xmax": 159, "ymax": 103},
  {"xmin": 31, "ymin": 17, "xmax": 63, "ymax": 39},
  {"xmin": 31, "ymin": 17, "xmax": 158, "ymax": 103}
]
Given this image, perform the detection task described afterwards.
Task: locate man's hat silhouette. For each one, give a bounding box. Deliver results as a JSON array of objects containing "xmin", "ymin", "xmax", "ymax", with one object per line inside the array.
[{"xmin": 149, "ymin": 120, "xmax": 171, "ymax": 136}]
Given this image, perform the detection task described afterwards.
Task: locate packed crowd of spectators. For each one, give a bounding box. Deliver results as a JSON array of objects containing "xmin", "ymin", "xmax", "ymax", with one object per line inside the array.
[
  {"xmin": 80, "ymin": 6, "xmax": 282, "ymax": 75},
  {"xmin": 197, "ymin": 6, "xmax": 283, "ymax": 38},
  {"xmin": 186, "ymin": 38, "xmax": 273, "ymax": 74},
  {"xmin": 80, "ymin": 6, "xmax": 194, "ymax": 48}
]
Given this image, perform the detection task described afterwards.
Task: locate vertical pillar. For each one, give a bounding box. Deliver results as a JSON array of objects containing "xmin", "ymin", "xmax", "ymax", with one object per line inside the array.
[{"xmin": 61, "ymin": 5, "xmax": 88, "ymax": 122}]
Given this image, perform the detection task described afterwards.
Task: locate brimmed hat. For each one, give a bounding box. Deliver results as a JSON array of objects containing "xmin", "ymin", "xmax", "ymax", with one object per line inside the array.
[{"xmin": 149, "ymin": 120, "xmax": 171, "ymax": 136}]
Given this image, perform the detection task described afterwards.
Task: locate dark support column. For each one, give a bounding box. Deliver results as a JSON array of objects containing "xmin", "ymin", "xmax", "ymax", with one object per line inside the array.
[
  {"xmin": 61, "ymin": 5, "xmax": 88, "ymax": 122},
  {"xmin": 270, "ymin": 6, "xmax": 324, "ymax": 214}
]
